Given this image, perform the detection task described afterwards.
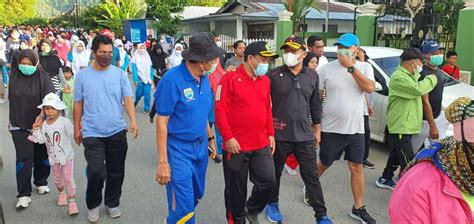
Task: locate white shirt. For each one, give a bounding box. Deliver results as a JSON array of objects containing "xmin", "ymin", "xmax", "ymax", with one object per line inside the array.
[
  {"xmin": 318, "ymin": 60, "xmax": 375, "ymax": 134},
  {"xmin": 32, "ymin": 116, "xmax": 75, "ymax": 165},
  {"xmin": 316, "ymin": 55, "xmax": 329, "ymax": 69}
]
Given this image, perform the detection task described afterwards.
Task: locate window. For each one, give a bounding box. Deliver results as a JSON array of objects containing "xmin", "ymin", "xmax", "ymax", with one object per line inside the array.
[
  {"xmin": 322, "ymin": 24, "xmax": 338, "ymax": 33},
  {"xmin": 247, "ymin": 23, "xmax": 274, "ymax": 39}
]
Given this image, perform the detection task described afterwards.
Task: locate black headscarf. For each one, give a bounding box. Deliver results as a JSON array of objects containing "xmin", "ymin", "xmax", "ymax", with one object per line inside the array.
[
  {"xmin": 8, "ymin": 49, "xmax": 55, "ymax": 129},
  {"xmin": 149, "ymin": 44, "xmax": 168, "ymax": 75},
  {"xmin": 303, "ymin": 51, "xmax": 318, "ymax": 68},
  {"xmin": 38, "ymin": 38, "xmax": 62, "ymax": 77}
]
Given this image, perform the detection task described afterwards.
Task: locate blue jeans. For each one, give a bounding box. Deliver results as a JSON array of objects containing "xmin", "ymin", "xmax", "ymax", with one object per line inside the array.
[{"xmin": 134, "ymin": 82, "xmax": 151, "ymax": 112}]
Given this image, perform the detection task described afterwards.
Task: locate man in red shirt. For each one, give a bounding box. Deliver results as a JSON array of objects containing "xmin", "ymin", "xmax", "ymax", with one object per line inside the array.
[
  {"xmin": 441, "ymin": 51, "xmax": 460, "ymax": 80},
  {"xmin": 215, "ymin": 41, "xmax": 278, "ymax": 224}
]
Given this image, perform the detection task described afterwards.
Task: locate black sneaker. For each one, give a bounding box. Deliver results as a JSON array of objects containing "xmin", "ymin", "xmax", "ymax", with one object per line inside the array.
[
  {"xmin": 303, "ymin": 185, "xmax": 310, "ymax": 206},
  {"xmin": 244, "ymin": 208, "xmax": 260, "ymax": 224},
  {"xmin": 375, "ymin": 177, "xmax": 395, "ymax": 190},
  {"xmin": 350, "ymin": 205, "xmax": 376, "ymax": 224},
  {"xmin": 363, "ymin": 160, "xmax": 376, "ymax": 169}
]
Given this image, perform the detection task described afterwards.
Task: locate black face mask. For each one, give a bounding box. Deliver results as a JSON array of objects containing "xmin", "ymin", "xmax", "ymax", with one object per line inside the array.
[{"xmin": 96, "ymin": 54, "xmax": 112, "ymax": 67}]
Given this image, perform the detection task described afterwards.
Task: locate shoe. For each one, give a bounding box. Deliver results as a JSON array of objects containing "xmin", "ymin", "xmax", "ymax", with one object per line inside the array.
[
  {"xmin": 88, "ymin": 206, "xmax": 100, "ymax": 222},
  {"xmin": 0, "ymin": 99, "xmax": 7, "ymax": 104},
  {"xmin": 106, "ymin": 206, "xmax": 122, "ymax": 218},
  {"xmin": 37, "ymin": 186, "xmax": 50, "ymax": 194},
  {"xmin": 244, "ymin": 208, "xmax": 260, "ymax": 224},
  {"xmin": 375, "ymin": 177, "xmax": 396, "ymax": 190},
  {"xmin": 303, "ymin": 185, "xmax": 310, "ymax": 206},
  {"xmin": 57, "ymin": 193, "xmax": 67, "ymax": 206},
  {"xmin": 16, "ymin": 196, "xmax": 32, "ymax": 208},
  {"xmin": 363, "ymin": 160, "xmax": 376, "ymax": 169},
  {"xmin": 316, "ymin": 216, "xmax": 333, "ymax": 224},
  {"xmin": 68, "ymin": 201, "xmax": 79, "ymax": 216},
  {"xmin": 213, "ymin": 154, "xmax": 222, "ymax": 164},
  {"xmin": 284, "ymin": 164, "xmax": 298, "ymax": 176},
  {"xmin": 350, "ymin": 205, "xmax": 376, "ymax": 224},
  {"xmin": 143, "ymin": 111, "xmax": 150, "ymax": 114},
  {"xmin": 266, "ymin": 203, "xmax": 283, "ymax": 223}
]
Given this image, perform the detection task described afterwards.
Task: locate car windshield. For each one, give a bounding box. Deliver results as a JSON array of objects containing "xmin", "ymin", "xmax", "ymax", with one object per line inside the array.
[{"xmin": 372, "ymin": 57, "xmax": 460, "ymax": 87}]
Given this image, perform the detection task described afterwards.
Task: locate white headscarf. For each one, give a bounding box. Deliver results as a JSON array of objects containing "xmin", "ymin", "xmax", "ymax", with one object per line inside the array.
[
  {"xmin": 168, "ymin": 43, "xmax": 183, "ymax": 68},
  {"xmin": 114, "ymin": 39, "xmax": 127, "ymax": 68},
  {"xmin": 131, "ymin": 43, "xmax": 153, "ymax": 84},
  {"xmin": 71, "ymin": 40, "xmax": 90, "ymax": 75}
]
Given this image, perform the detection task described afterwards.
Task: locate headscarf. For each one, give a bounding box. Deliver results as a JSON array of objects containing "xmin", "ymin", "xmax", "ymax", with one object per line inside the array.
[
  {"xmin": 406, "ymin": 97, "xmax": 474, "ymax": 195},
  {"xmin": 131, "ymin": 43, "xmax": 153, "ymax": 84},
  {"xmin": 303, "ymin": 51, "xmax": 318, "ymax": 69},
  {"xmin": 71, "ymin": 40, "xmax": 90, "ymax": 74},
  {"xmin": 149, "ymin": 43, "xmax": 167, "ymax": 74},
  {"xmin": 114, "ymin": 39, "xmax": 127, "ymax": 68},
  {"xmin": 168, "ymin": 43, "xmax": 183, "ymax": 68},
  {"xmin": 54, "ymin": 37, "xmax": 70, "ymax": 65}
]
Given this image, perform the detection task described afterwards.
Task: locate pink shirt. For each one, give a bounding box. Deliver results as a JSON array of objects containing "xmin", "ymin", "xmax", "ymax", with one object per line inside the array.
[{"xmin": 389, "ymin": 161, "xmax": 473, "ymax": 224}]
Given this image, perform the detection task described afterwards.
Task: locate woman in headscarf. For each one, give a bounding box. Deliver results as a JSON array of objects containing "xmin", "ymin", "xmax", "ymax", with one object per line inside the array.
[
  {"xmin": 38, "ymin": 39, "xmax": 63, "ymax": 95},
  {"xmin": 114, "ymin": 39, "xmax": 130, "ymax": 71},
  {"xmin": 168, "ymin": 43, "xmax": 183, "ymax": 68},
  {"xmin": 148, "ymin": 43, "xmax": 167, "ymax": 85},
  {"xmin": 389, "ymin": 97, "xmax": 474, "ymax": 223},
  {"xmin": 54, "ymin": 37, "xmax": 70, "ymax": 66},
  {"xmin": 131, "ymin": 43, "xmax": 154, "ymax": 113},
  {"xmin": 121, "ymin": 35, "xmax": 133, "ymax": 53},
  {"xmin": 67, "ymin": 40, "xmax": 90, "ymax": 75},
  {"xmin": 8, "ymin": 49, "xmax": 55, "ymax": 208}
]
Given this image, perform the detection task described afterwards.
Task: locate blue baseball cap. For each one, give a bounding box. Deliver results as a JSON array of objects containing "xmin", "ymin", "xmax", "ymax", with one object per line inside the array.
[
  {"xmin": 334, "ymin": 33, "xmax": 360, "ymax": 47},
  {"xmin": 421, "ymin": 41, "xmax": 441, "ymax": 54}
]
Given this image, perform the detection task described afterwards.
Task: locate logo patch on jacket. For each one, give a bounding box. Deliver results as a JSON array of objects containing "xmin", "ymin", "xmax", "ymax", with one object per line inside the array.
[{"xmin": 184, "ymin": 88, "xmax": 194, "ymax": 101}]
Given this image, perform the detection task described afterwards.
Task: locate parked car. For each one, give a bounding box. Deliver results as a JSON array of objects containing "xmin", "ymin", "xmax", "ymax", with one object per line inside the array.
[{"xmin": 323, "ymin": 46, "xmax": 474, "ymax": 143}]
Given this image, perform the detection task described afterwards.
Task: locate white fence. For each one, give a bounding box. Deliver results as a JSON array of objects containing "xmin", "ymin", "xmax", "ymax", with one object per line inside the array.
[{"xmin": 183, "ymin": 34, "xmax": 276, "ymax": 53}]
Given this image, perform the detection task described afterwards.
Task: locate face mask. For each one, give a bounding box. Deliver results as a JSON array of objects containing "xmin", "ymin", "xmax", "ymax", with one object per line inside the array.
[
  {"xmin": 96, "ymin": 54, "xmax": 112, "ymax": 67},
  {"xmin": 139, "ymin": 49, "xmax": 147, "ymax": 55},
  {"xmin": 174, "ymin": 50, "xmax": 182, "ymax": 57},
  {"xmin": 416, "ymin": 65, "xmax": 423, "ymax": 73},
  {"xmin": 429, "ymin": 54, "xmax": 443, "ymax": 66},
  {"xmin": 215, "ymin": 41, "xmax": 222, "ymax": 48},
  {"xmin": 283, "ymin": 52, "xmax": 301, "ymax": 67},
  {"xmin": 337, "ymin": 49, "xmax": 356, "ymax": 59},
  {"xmin": 160, "ymin": 39, "xmax": 165, "ymax": 43},
  {"xmin": 20, "ymin": 44, "xmax": 28, "ymax": 50},
  {"xmin": 19, "ymin": 64, "xmax": 37, "ymax": 76},
  {"xmin": 251, "ymin": 57, "xmax": 269, "ymax": 76},
  {"xmin": 203, "ymin": 62, "xmax": 218, "ymax": 76}
]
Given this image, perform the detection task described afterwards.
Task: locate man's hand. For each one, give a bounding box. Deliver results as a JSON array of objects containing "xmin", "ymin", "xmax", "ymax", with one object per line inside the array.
[
  {"xmin": 129, "ymin": 121, "xmax": 139, "ymax": 139},
  {"xmin": 268, "ymin": 136, "xmax": 276, "ymax": 155},
  {"xmin": 226, "ymin": 65, "xmax": 236, "ymax": 72},
  {"xmin": 74, "ymin": 127, "xmax": 82, "ymax": 145},
  {"xmin": 224, "ymin": 138, "xmax": 240, "ymax": 154},
  {"xmin": 313, "ymin": 124, "xmax": 321, "ymax": 145},
  {"xmin": 155, "ymin": 162, "xmax": 171, "ymax": 185},
  {"xmin": 32, "ymin": 115, "xmax": 44, "ymax": 130},
  {"xmin": 337, "ymin": 52, "xmax": 355, "ymax": 69},
  {"xmin": 429, "ymin": 126, "xmax": 439, "ymax": 140},
  {"xmin": 368, "ymin": 107, "xmax": 374, "ymax": 117},
  {"xmin": 209, "ymin": 139, "xmax": 218, "ymax": 159}
]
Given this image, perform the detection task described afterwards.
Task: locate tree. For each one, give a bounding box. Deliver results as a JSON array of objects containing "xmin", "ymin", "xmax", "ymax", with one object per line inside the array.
[
  {"xmin": 434, "ymin": 0, "xmax": 465, "ymax": 51},
  {"xmin": 96, "ymin": 0, "xmax": 147, "ymax": 36},
  {"xmin": 146, "ymin": 0, "xmax": 188, "ymax": 36},
  {"xmin": 186, "ymin": 0, "xmax": 226, "ymax": 7},
  {"xmin": 0, "ymin": 0, "xmax": 38, "ymax": 25},
  {"xmin": 283, "ymin": 0, "xmax": 319, "ymax": 33}
]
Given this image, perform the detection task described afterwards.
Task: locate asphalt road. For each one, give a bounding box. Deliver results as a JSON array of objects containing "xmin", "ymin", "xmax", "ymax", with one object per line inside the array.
[{"xmin": 0, "ymin": 100, "xmax": 394, "ymax": 224}]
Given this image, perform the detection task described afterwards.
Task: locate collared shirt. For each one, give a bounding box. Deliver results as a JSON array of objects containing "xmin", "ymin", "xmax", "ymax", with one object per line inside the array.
[
  {"xmin": 215, "ymin": 64, "xmax": 274, "ymax": 151},
  {"xmin": 74, "ymin": 66, "xmax": 133, "ymax": 138},
  {"xmin": 268, "ymin": 66, "xmax": 322, "ymax": 142},
  {"xmin": 155, "ymin": 61, "xmax": 213, "ymax": 142},
  {"xmin": 420, "ymin": 65, "xmax": 445, "ymax": 120}
]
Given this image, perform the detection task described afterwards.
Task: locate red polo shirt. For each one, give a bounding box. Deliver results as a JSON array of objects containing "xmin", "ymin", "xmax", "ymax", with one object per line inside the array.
[
  {"xmin": 215, "ymin": 64, "xmax": 274, "ymax": 151},
  {"xmin": 441, "ymin": 64, "xmax": 460, "ymax": 80}
]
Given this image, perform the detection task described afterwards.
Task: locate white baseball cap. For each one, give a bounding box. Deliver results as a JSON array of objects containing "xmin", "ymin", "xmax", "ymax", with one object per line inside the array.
[{"xmin": 37, "ymin": 93, "xmax": 67, "ymax": 110}]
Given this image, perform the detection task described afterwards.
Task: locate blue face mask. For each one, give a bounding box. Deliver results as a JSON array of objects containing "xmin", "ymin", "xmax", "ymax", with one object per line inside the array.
[
  {"xmin": 429, "ymin": 54, "xmax": 444, "ymax": 66},
  {"xmin": 252, "ymin": 57, "xmax": 269, "ymax": 76},
  {"xmin": 19, "ymin": 64, "xmax": 37, "ymax": 76}
]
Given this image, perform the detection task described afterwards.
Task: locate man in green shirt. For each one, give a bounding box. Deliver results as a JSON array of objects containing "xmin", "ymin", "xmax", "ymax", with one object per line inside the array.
[{"xmin": 376, "ymin": 48, "xmax": 438, "ymax": 190}]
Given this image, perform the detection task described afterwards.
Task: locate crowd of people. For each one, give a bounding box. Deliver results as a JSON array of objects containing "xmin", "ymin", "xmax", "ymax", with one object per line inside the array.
[{"xmin": 0, "ymin": 23, "xmax": 472, "ymax": 224}]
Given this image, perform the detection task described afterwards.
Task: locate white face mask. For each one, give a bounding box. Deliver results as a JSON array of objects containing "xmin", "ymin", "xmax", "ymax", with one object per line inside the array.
[
  {"xmin": 416, "ymin": 65, "xmax": 423, "ymax": 73},
  {"xmin": 283, "ymin": 52, "xmax": 301, "ymax": 67},
  {"xmin": 215, "ymin": 41, "xmax": 222, "ymax": 48},
  {"xmin": 174, "ymin": 50, "xmax": 182, "ymax": 57}
]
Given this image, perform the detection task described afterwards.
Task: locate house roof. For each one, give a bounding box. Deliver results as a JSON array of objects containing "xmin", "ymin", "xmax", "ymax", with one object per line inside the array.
[{"xmin": 180, "ymin": 6, "xmax": 220, "ymax": 20}]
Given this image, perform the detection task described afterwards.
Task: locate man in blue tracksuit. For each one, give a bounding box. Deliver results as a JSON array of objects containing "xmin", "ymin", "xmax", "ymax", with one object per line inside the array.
[{"xmin": 154, "ymin": 32, "xmax": 221, "ymax": 224}]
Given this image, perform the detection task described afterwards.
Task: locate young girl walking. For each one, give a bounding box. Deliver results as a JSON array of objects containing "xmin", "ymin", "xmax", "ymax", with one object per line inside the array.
[
  {"xmin": 60, "ymin": 66, "xmax": 74, "ymax": 117},
  {"xmin": 31, "ymin": 93, "xmax": 79, "ymax": 215}
]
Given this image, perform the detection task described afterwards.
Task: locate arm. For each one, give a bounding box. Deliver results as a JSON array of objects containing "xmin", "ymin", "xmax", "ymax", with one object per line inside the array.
[
  {"xmin": 422, "ymin": 95, "xmax": 438, "ymax": 139},
  {"xmin": 207, "ymin": 123, "xmax": 217, "ymax": 159},
  {"xmin": 121, "ymin": 54, "xmax": 130, "ymax": 71},
  {"xmin": 265, "ymin": 79, "xmax": 275, "ymax": 152},
  {"xmin": 73, "ymin": 101, "xmax": 83, "ymax": 145},
  {"xmin": 338, "ymin": 54, "xmax": 375, "ymax": 92},
  {"xmin": 389, "ymin": 74, "xmax": 437, "ymax": 99},
  {"xmin": 310, "ymin": 72, "xmax": 323, "ymax": 144},
  {"xmin": 68, "ymin": 51, "xmax": 73, "ymax": 62},
  {"xmin": 214, "ymin": 75, "xmax": 234, "ymax": 143},
  {"xmin": 132, "ymin": 63, "xmax": 139, "ymax": 84},
  {"xmin": 115, "ymin": 48, "xmax": 121, "ymax": 67},
  {"xmin": 64, "ymin": 118, "xmax": 74, "ymax": 138},
  {"xmin": 150, "ymin": 66, "xmax": 154, "ymax": 82},
  {"xmin": 121, "ymin": 71, "xmax": 138, "ymax": 138},
  {"xmin": 156, "ymin": 115, "xmax": 171, "ymax": 185}
]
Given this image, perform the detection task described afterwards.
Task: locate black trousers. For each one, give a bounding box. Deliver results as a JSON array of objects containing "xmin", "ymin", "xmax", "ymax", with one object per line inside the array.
[
  {"xmin": 270, "ymin": 141, "xmax": 327, "ymax": 219},
  {"xmin": 223, "ymin": 147, "xmax": 276, "ymax": 224},
  {"xmin": 364, "ymin": 116, "xmax": 370, "ymax": 160},
  {"xmin": 381, "ymin": 134, "xmax": 414, "ymax": 180},
  {"xmin": 11, "ymin": 130, "xmax": 50, "ymax": 197},
  {"xmin": 83, "ymin": 130, "xmax": 128, "ymax": 209}
]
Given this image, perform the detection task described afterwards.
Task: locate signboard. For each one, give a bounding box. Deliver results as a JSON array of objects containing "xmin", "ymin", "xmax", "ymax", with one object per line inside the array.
[{"xmin": 131, "ymin": 28, "xmax": 141, "ymax": 43}]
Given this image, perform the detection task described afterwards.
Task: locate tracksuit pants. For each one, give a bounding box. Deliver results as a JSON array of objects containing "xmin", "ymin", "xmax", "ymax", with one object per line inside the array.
[
  {"xmin": 223, "ymin": 147, "xmax": 276, "ymax": 224},
  {"xmin": 166, "ymin": 136, "xmax": 209, "ymax": 224},
  {"xmin": 270, "ymin": 141, "xmax": 327, "ymax": 219},
  {"xmin": 11, "ymin": 130, "xmax": 50, "ymax": 198},
  {"xmin": 364, "ymin": 115, "xmax": 371, "ymax": 161},
  {"xmin": 52, "ymin": 160, "xmax": 76, "ymax": 196},
  {"xmin": 381, "ymin": 134, "xmax": 415, "ymax": 180},
  {"xmin": 134, "ymin": 82, "xmax": 151, "ymax": 112},
  {"xmin": 83, "ymin": 130, "xmax": 128, "ymax": 209}
]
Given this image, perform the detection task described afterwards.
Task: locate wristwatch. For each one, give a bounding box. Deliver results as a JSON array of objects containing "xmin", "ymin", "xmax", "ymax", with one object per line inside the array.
[{"xmin": 347, "ymin": 66, "xmax": 355, "ymax": 73}]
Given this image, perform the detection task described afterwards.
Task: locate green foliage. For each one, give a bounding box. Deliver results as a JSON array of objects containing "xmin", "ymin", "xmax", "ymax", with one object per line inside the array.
[
  {"xmin": 186, "ymin": 0, "xmax": 226, "ymax": 7},
  {"xmin": 434, "ymin": 0, "xmax": 465, "ymax": 51},
  {"xmin": 146, "ymin": 0, "xmax": 188, "ymax": 36},
  {"xmin": 0, "ymin": 0, "xmax": 38, "ymax": 25},
  {"xmin": 283, "ymin": 0, "xmax": 320, "ymax": 33},
  {"xmin": 23, "ymin": 17, "xmax": 51, "ymax": 26},
  {"xmin": 96, "ymin": 0, "xmax": 147, "ymax": 36}
]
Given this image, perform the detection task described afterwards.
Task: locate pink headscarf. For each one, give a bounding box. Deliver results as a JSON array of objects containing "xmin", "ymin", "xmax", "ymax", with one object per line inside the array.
[{"xmin": 54, "ymin": 38, "xmax": 70, "ymax": 65}]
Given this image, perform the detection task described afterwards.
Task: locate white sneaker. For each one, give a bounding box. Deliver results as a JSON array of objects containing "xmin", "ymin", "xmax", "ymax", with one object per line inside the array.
[
  {"xmin": 284, "ymin": 164, "xmax": 298, "ymax": 176},
  {"xmin": 106, "ymin": 206, "xmax": 122, "ymax": 218},
  {"xmin": 36, "ymin": 186, "xmax": 50, "ymax": 194},
  {"xmin": 0, "ymin": 99, "xmax": 7, "ymax": 104},
  {"xmin": 16, "ymin": 196, "xmax": 32, "ymax": 208},
  {"xmin": 88, "ymin": 206, "xmax": 100, "ymax": 222}
]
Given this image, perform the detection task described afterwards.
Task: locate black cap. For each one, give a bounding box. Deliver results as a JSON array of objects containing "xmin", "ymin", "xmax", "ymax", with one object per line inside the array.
[
  {"xmin": 244, "ymin": 41, "xmax": 279, "ymax": 59},
  {"xmin": 182, "ymin": 32, "xmax": 225, "ymax": 62},
  {"xmin": 400, "ymin": 48, "xmax": 424, "ymax": 61},
  {"xmin": 280, "ymin": 36, "xmax": 306, "ymax": 51}
]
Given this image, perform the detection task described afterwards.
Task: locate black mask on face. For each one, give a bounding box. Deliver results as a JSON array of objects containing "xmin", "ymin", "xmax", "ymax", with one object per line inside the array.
[{"xmin": 96, "ymin": 54, "xmax": 112, "ymax": 67}]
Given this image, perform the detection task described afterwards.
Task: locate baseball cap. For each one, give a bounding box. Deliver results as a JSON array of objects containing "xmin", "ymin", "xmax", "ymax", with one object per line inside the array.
[
  {"xmin": 181, "ymin": 32, "xmax": 225, "ymax": 62},
  {"xmin": 421, "ymin": 41, "xmax": 441, "ymax": 54},
  {"xmin": 99, "ymin": 29, "xmax": 114, "ymax": 40},
  {"xmin": 400, "ymin": 48, "xmax": 424, "ymax": 61},
  {"xmin": 244, "ymin": 41, "xmax": 279, "ymax": 59},
  {"xmin": 37, "ymin": 93, "xmax": 67, "ymax": 111},
  {"xmin": 334, "ymin": 33, "xmax": 360, "ymax": 47},
  {"xmin": 280, "ymin": 36, "xmax": 306, "ymax": 51}
]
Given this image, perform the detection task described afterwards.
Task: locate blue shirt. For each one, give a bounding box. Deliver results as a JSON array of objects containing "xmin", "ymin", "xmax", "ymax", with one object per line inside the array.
[
  {"xmin": 155, "ymin": 61, "xmax": 212, "ymax": 142},
  {"xmin": 74, "ymin": 65, "xmax": 133, "ymax": 138}
]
